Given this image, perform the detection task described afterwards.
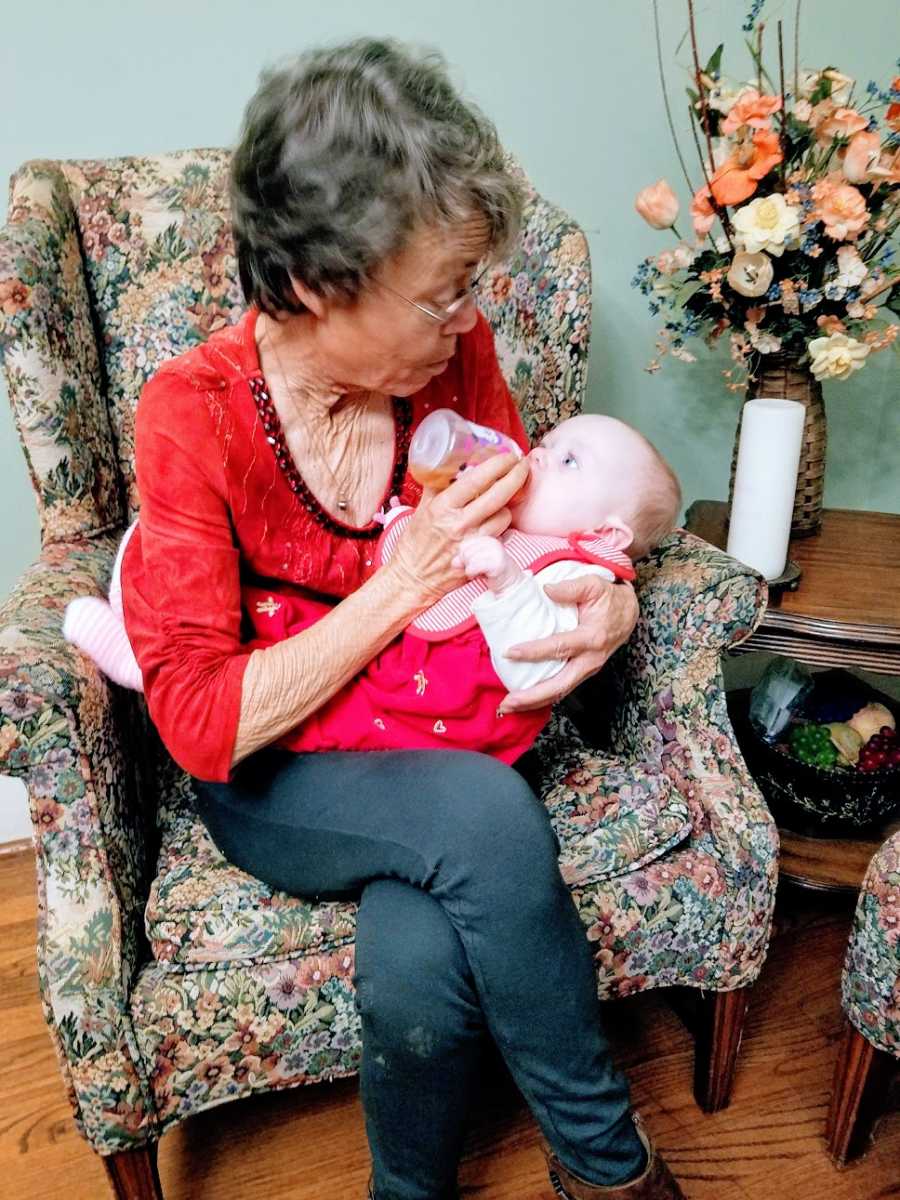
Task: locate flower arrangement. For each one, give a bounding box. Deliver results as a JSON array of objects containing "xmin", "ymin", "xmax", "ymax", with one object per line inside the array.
[{"xmin": 633, "ymin": 0, "xmax": 900, "ymax": 391}]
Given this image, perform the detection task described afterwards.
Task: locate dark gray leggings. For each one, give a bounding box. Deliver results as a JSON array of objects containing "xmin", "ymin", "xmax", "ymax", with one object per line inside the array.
[{"xmin": 194, "ymin": 747, "xmax": 643, "ymax": 1200}]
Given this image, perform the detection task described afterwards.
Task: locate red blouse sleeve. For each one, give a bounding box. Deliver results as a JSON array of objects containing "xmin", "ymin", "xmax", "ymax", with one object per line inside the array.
[{"xmin": 121, "ymin": 367, "xmax": 251, "ymax": 782}]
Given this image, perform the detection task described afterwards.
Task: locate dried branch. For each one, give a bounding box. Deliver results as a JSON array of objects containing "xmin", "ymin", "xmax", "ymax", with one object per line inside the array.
[
  {"xmin": 686, "ymin": 0, "xmax": 717, "ymax": 177},
  {"xmin": 652, "ymin": 0, "xmax": 695, "ymax": 194},
  {"xmin": 685, "ymin": 0, "xmax": 735, "ymax": 245},
  {"xmin": 687, "ymin": 103, "xmax": 735, "ymax": 250},
  {"xmin": 777, "ymin": 20, "xmax": 789, "ymax": 186}
]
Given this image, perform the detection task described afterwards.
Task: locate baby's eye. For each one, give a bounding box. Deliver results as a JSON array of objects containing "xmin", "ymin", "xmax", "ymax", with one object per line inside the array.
[{"xmin": 562, "ymin": 452, "xmax": 579, "ymax": 469}]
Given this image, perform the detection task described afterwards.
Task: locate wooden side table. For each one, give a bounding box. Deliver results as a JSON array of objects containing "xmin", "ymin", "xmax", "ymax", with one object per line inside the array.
[{"xmin": 685, "ymin": 502, "xmax": 900, "ymax": 892}]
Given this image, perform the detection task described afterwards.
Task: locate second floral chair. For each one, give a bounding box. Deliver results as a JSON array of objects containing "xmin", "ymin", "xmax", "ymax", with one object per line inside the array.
[{"xmin": 827, "ymin": 829, "xmax": 900, "ymax": 1164}]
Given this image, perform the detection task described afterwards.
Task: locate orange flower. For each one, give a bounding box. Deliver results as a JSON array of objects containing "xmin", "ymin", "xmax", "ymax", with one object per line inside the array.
[
  {"xmin": 690, "ymin": 190, "xmax": 717, "ymax": 237},
  {"xmin": 886, "ymin": 76, "xmax": 900, "ymax": 132},
  {"xmin": 815, "ymin": 106, "xmax": 869, "ymax": 146},
  {"xmin": 692, "ymin": 130, "xmax": 784, "ymax": 222},
  {"xmin": 871, "ymin": 147, "xmax": 900, "ymax": 185},
  {"xmin": 841, "ymin": 131, "xmax": 882, "ymax": 183},
  {"xmin": 812, "ymin": 178, "xmax": 868, "ymax": 240},
  {"xmin": 816, "ymin": 314, "xmax": 847, "ymax": 335},
  {"xmin": 721, "ymin": 88, "xmax": 783, "ymax": 135}
]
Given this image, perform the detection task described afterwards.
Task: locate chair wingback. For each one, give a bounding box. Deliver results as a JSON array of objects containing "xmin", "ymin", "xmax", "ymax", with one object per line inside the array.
[
  {"xmin": 1, "ymin": 149, "xmax": 591, "ymax": 531},
  {"xmin": 0, "ymin": 161, "xmax": 125, "ymax": 543}
]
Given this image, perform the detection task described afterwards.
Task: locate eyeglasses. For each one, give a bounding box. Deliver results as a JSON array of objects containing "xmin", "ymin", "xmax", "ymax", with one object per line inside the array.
[{"xmin": 374, "ymin": 265, "xmax": 491, "ymax": 325}]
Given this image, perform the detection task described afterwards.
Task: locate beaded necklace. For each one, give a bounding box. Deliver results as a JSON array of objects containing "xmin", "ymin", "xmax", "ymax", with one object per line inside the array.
[{"xmin": 248, "ymin": 375, "xmax": 412, "ymax": 541}]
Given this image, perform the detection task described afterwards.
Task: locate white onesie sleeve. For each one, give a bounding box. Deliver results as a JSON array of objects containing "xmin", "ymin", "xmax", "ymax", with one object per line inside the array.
[{"xmin": 470, "ymin": 560, "xmax": 616, "ymax": 692}]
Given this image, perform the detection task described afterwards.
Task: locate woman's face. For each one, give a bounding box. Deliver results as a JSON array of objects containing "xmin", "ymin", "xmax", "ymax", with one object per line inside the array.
[{"xmin": 308, "ymin": 217, "xmax": 489, "ymax": 396}]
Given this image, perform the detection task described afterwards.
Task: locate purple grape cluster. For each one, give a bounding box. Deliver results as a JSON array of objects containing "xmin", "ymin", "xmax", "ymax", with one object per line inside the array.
[{"xmin": 858, "ymin": 726, "xmax": 900, "ymax": 772}]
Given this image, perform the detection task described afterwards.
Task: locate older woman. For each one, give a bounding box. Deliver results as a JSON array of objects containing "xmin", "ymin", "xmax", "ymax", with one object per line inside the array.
[{"xmin": 121, "ymin": 39, "xmax": 683, "ymax": 1200}]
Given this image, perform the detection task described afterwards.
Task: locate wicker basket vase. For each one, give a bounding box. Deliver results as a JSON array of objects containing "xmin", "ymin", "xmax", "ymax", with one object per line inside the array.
[{"xmin": 728, "ymin": 354, "xmax": 827, "ymax": 538}]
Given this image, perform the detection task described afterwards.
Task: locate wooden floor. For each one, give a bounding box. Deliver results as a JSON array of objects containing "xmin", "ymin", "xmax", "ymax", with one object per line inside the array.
[{"xmin": 2, "ymin": 849, "xmax": 898, "ymax": 1200}]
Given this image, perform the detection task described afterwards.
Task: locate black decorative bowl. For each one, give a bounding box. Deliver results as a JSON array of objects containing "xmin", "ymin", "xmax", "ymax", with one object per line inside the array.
[{"xmin": 727, "ymin": 674, "xmax": 900, "ymax": 832}]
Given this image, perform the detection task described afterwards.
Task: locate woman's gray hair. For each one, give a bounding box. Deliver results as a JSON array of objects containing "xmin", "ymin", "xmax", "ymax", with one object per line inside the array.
[{"xmin": 230, "ymin": 38, "xmax": 524, "ymax": 316}]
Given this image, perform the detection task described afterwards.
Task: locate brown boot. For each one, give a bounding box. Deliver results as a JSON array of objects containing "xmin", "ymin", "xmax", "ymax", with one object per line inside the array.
[{"xmin": 543, "ymin": 1113, "xmax": 685, "ymax": 1199}]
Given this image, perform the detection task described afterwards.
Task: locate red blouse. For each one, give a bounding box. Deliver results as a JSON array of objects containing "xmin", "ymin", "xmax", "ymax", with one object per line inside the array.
[{"xmin": 121, "ymin": 308, "xmax": 529, "ymax": 782}]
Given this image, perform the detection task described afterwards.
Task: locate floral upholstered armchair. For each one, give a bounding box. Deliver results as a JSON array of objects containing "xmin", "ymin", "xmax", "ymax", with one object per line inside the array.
[
  {"xmin": 0, "ymin": 151, "xmax": 778, "ymax": 1200},
  {"xmin": 827, "ymin": 830, "xmax": 900, "ymax": 1164}
]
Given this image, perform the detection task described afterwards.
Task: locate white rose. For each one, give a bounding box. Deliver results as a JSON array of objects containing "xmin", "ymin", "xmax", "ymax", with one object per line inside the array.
[
  {"xmin": 808, "ymin": 333, "xmax": 871, "ymax": 381},
  {"xmin": 671, "ymin": 242, "xmax": 696, "ymax": 269},
  {"xmin": 732, "ymin": 194, "xmax": 801, "ymax": 257},
  {"xmin": 748, "ymin": 327, "xmax": 783, "ymax": 354},
  {"xmin": 707, "ymin": 79, "xmax": 754, "ymax": 115},
  {"xmin": 835, "ymin": 245, "xmax": 868, "ymax": 290}
]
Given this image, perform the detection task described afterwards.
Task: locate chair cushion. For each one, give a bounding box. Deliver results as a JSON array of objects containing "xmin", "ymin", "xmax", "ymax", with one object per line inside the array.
[
  {"xmin": 145, "ymin": 800, "xmax": 358, "ymax": 968},
  {"xmin": 147, "ymin": 716, "xmax": 691, "ymax": 967}
]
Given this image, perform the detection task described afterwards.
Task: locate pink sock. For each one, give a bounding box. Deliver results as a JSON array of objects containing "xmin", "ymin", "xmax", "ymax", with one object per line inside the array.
[{"xmin": 63, "ymin": 596, "xmax": 144, "ymax": 691}]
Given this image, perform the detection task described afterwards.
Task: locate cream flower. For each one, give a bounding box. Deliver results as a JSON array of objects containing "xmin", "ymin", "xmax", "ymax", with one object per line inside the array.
[
  {"xmin": 656, "ymin": 241, "xmax": 696, "ymax": 274},
  {"xmin": 727, "ymin": 251, "xmax": 774, "ymax": 297},
  {"xmin": 835, "ymin": 245, "xmax": 868, "ymax": 289},
  {"xmin": 808, "ymin": 332, "xmax": 871, "ymax": 380},
  {"xmin": 747, "ymin": 325, "xmax": 782, "ymax": 354},
  {"xmin": 797, "ymin": 69, "xmax": 822, "ymax": 100},
  {"xmin": 707, "ymin": 79, "xmax": 753, "ymax": 115},
  {"xmin": 732, "ymin": 194, "xmax": 801, "ymax": 256},
  {"xmin": 823, "ymin": 69, "xmax": 855, "ymax": 106},
  {"xmin": 798, "ymin": 68, "xmax": 854, "ymax": 106}
]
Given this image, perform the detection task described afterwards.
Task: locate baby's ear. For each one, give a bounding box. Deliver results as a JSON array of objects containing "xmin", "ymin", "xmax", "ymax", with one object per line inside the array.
[{"xmin": 594, "ymin": 517, "xmax": 634, "ymax": 553}]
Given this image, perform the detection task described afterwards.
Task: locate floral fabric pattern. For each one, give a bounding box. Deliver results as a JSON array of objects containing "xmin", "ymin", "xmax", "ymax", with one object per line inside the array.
[
  {"xmin": 842, "ymin": 831, "xmax": 900, "ymax": 1057},
  {"xmin": 0, "ymin": 150, "xmax": 776, "ymax": 1155}
]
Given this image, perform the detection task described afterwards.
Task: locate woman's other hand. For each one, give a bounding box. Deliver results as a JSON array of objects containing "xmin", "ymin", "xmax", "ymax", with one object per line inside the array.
[
  {"xmin": 498, "ymin": 575, "xmax": 639, "ymax": 713},
  {"xmin": 388, "ymin": 453, "xmax": 530, "ymax": 602}
]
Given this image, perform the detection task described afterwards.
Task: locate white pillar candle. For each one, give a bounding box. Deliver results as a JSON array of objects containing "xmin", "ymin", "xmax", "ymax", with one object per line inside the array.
[{"xmin": 727, "ymin": 398, "xmax": 806, "ymax": 581}]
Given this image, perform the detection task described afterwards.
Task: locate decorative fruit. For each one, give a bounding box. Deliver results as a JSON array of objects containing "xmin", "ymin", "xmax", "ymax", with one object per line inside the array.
[
  {"xmin": 858, "ymin": 724, "xmax": 899, "ymax": 772},
  {"xmin": 825, "ymin": 722, "xmax": 864, "ymax": 766},
  {"xmin": 847, "ymin": 703, "xmax": 896, "ymax": 745},
  {"xmin": 789, "ymin": 723, "xmax": 839, "ymax": 768}
]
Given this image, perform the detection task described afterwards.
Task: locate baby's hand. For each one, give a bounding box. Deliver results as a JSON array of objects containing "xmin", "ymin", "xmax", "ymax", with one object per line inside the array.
[{"xmin": 455, "ymin": 535, "xmax": 521, "ymax": 594}]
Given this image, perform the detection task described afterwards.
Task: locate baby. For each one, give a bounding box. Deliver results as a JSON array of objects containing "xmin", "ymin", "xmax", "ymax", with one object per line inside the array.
[{"xmin": 65, "ymin": 415, "xmax": 681, "ymax": 764}]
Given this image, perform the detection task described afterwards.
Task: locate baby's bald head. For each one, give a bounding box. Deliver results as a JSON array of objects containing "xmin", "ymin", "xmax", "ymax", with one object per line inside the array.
[{"xmin": 513, "ymin": 414, "xmax": 681, "ymax": 559}]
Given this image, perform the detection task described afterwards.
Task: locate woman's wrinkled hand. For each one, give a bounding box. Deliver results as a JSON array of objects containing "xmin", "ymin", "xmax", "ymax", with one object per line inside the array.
[
  {"xmin": 498, "ymin": 575, "xmax": 639, "ymax": 713},
  {"xmin": 387, "ymin": 453, "xmax": 530, "ymax": 603}
]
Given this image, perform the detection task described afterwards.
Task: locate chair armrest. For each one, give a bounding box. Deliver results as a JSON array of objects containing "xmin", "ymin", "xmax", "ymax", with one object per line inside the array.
[
  {"xmin": 0, "ymin": 160, "xmax": 124, "ymax": 542},
  {"xmin": 0, "ymin": 535, "xmax": 159, "ymax": 1150},
  {"xmin": 575, "ymin": 530, "xmax": 776, "ymax": 881},
  {"xmin": 607, "ymin": 529, "xmax": 767, "ymax": 746}
]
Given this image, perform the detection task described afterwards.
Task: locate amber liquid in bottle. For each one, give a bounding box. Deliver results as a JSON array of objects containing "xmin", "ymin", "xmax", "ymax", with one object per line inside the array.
[{"xmin": 408, "ymin": 408, "xmax": 523, "ymax": 489}]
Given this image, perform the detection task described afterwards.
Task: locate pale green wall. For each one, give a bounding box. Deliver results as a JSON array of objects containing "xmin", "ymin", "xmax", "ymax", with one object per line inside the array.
[{"xmin": 2, "ymin": 0, "xmax": 898, "ymax": 603}]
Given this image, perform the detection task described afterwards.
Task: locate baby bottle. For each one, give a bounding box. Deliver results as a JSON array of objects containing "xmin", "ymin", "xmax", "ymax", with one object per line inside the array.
[{"xmin": 408, "ymin": 407, "xmax": 523, "ymax": 489}]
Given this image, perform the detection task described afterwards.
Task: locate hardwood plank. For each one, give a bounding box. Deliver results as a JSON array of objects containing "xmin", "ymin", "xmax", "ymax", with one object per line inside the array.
[{"xmin": 1, "ymin": 847, "xmax": 897, "ymax": 1199}]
